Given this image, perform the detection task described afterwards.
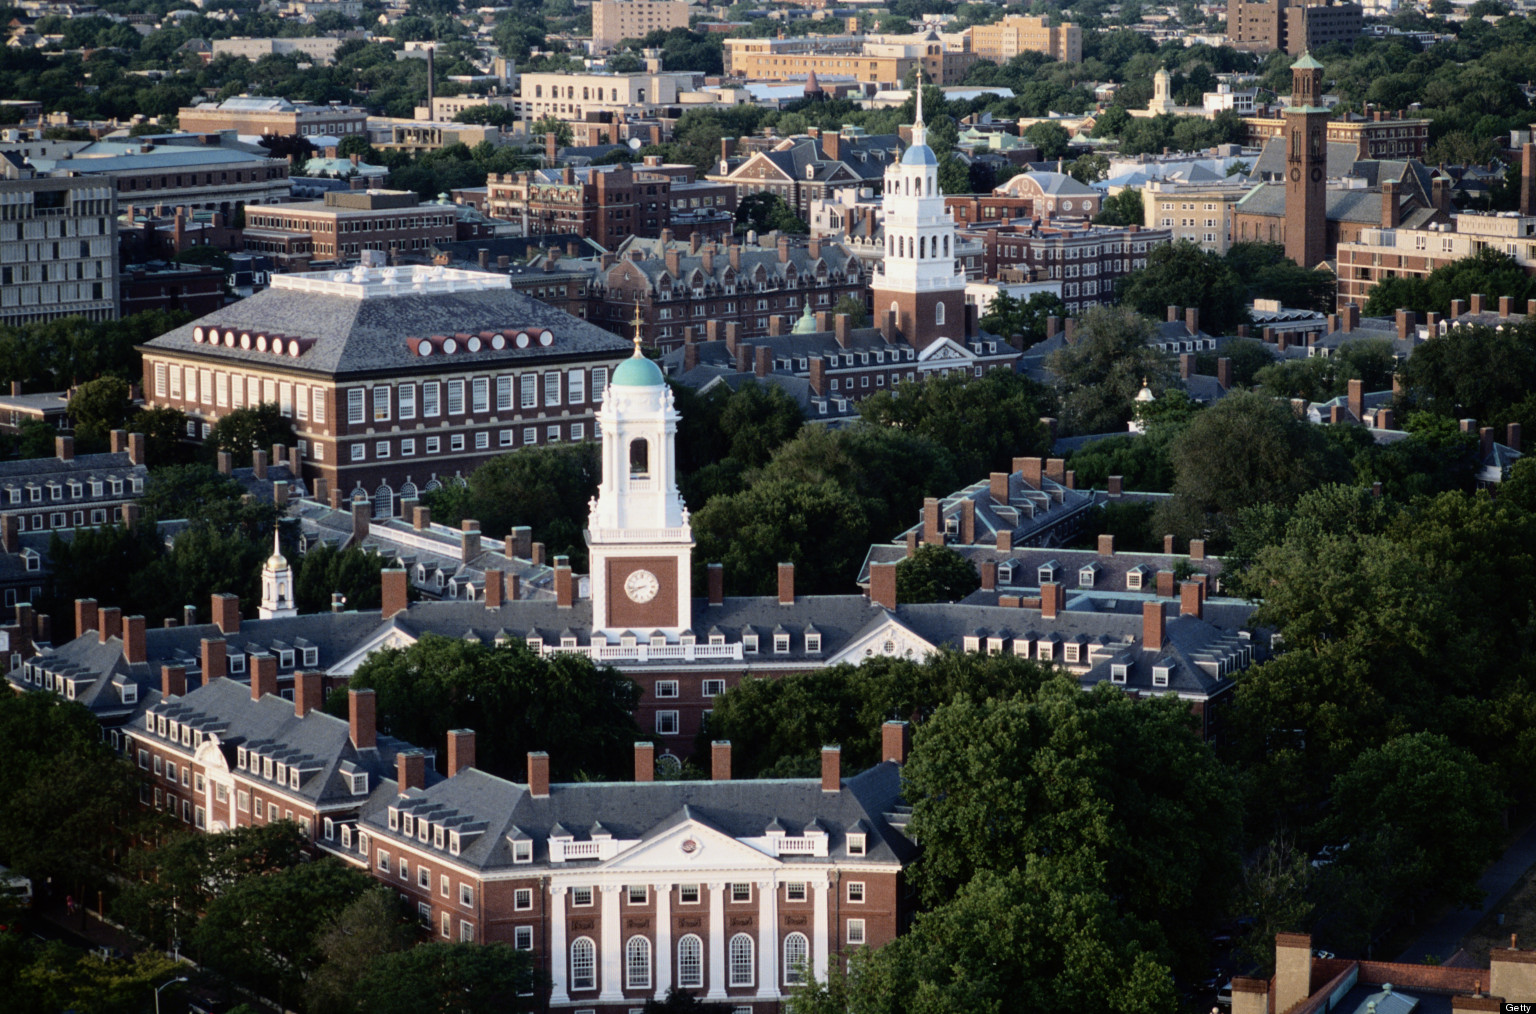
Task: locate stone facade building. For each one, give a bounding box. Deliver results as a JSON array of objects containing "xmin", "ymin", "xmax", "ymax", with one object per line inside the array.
[
  {"xmin": 964, "ymin": 15, "xmax": 1082, "ymax": 63},
  {"xmin": 177, "ymin": 96, "xmax": 369, "ymax": 138},
  {"xmin": 0, "ymin": 153, "xmax": 118, "ymax": 325},
  {"xmin": 592, "ymin": 0, "xmax": 690, "ymax": 51}
]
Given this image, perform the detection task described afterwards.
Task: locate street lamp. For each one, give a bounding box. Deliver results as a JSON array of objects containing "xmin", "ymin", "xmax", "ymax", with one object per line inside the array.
[{"xmin": 154, "ymin": 975, "xmax": 188, "ymax": 1014}]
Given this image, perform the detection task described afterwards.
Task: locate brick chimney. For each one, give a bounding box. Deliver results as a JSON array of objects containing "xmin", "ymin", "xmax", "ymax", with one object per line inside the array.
[
  {"xmin": 979, "ymin": 559, "xmax": 997, "ymax": 591},
  {"xmin": 350, "ymin": 688, "xmax": 376, "ymax": 750},
  {"xmin": 1185, "ymin": 306, "xmax": 1199, "ymax": 336},
  {"xmin": 922, "ymin": 497, "xmax": 943, "ymax": 544},
  {"xmin": 870, "ymin": 561, "xmax": 897, "ymax": 610},
  {"xmin": 0, "ymin": 515, "xmax": 17, "ymax": 554},
  {"xmin": 735, "ymin": 341, "xmax": 753, "ymax": 373},
  {"xmin": 352, "ymin": 499, "xmax": 370, "ymax": 545},
  {"xmin": 777, "ymin": 235, "xmax": 790, "ymax": 262},
  {"xmin": 211, "ymin": 593, "xmax": 240, "ymax": 635},
  {"xmin": 73, "ymin": 593, "xmax": 98, "ymax": 632},
  {"xmin": 1274, "ymin": 933, "xmax": 1313, "ymax": 1014},
  {"xmin": 1451, "ymin": 298, "xmax": 1467, "ymax": 319},
  {"xmin": 711, "ymin": 740, "xmax": 732, "ymax": 781},
  {"xmin": 1523, "ymin": 143, "xmax": 1536, "ymax": 217},
  {"xmin": 1217, "ymin": 357, "xmax": 1232, "ymax": 390},
  {"xmin": 708, "ymin": 562, "xmax": 724, "ymax": 606},
  {"xmin": 882, "ymin": 720, "xmax": 910, "ymax": 764},
  {"xmin": 161, "ymin": 664, "xmax": 186, "ymax": 699},
  {"xmin": 295, "ymin": 671, "xmax": 323, "ymax": 717},
  {"xmin": 989, "ymin": 471, "xmax": 1010, "ymax": 503},
  {"xmin": 98, "ymin": 606, "xmax": 121, "ymax": 645},
  {"xmin": 484, "ymin": 569, "xmax": 504, "ymax": 608},
  {"xmin": 1166, "ymin": 305, "xmax": 1180, "ymax": 323},
  {"xmin": 1396, "ymin": 308, "xmax": 1415, "ymax": 340},
  {"xmin": 1347, "ymin": 378, "xmax": 1364, "ymax": 420},
  {"xmin": 461, "ymin": 519, "xmax": 481, "ymax": 562},
  {"xmin": 1040, "ymin": 582, "xmax": 1061, "ymax": 620},
  {"xmin": 755, "ymin": 346, "xmax": 772, "ymax": 378},
  {"xmin": 834, "ymin": 313, "xmax": 851, "ymax": 347},
  {"xmin": 555, "ymin": 558, "xmax": 574, "ymax": 607},
  {"xmin": 1508, "ymin": 422, "xmax": 1522, "ymax": 452},
  {"xmin": 633, "ymin": 741, "xmax": 654, "ymax": 782},
  {"xmin": 1481, "ymin": 426, "xmax": 1495, "ymax": 460},
  {"xmin": 448, "ymin": 729, "xmax": 476, "ymax": 776},
  {"xmin": 1180, "ymin": 581, "xmax": 1203, "ymax": 619},
  {"xmin": 55, "ymin": 435, "xmax": 73, "ymax": 461},
  {"xmin": 128, "ymin": 432, "xmax": 145, "ymax": 466},
  {"xmin": 1382, "ymin": 179, "xmax": 1400, "ymax": 228},
  {"xmin": 1045, "ymin": 458, "xmax": 1065, "ymax": 485},
  {"xmin": 1019, "ymin": 456, "xmax": 1043, "ymax": 487},
  {"xmin": 122, "ymin": 614, "xmax": 146, "ymax": 665},
  {"xmin": 1107, "ymin": 475, "xmax": 1123, "ymax": 497},
  {"xmin": 251, "ymin": 652, "xmax": 278, "ymax": 701},
  {"xmin": 1098, "ymin": 534, "xmax": 1114, "ymax": 557},
  {"xmin": 252, "ymin": 449, "xmax": 267, "ymax": 480},
  {"xmin": 1143, "ymin": 600, "xmax": 1165, "ymax": 650},
  {"xmin": 201, "ymin": 637, "xmax": 227, "ymax": 681},
  {"xmin": 381, "ymin": 569, "xmax": 409, "ymax": 618},
  {"xmin": 397, "ymin": 751, "xmax": 426, "ymax": 794},
  {"xmin": 1179, "ymin": 352, "xmax": 1195, "ymax": 380},
  {"xmin": 778, "ymin": 562, "xmax": 795, "ymax": 605},
  {"xmin": 821, "ymin": 745, "xmax": 841, "ymax": 792},
  {"xmin": 1189, "ymin": 538, "xmax": 1206, "ymax": 561}
]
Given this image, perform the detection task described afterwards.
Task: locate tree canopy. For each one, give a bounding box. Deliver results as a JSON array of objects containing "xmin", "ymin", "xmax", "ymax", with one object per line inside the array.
[
  {"xmin": 1046, "ymin": 304, "xmax": 1174, "ymax": 436},
  {"xmin": 1117, "ymin": 239, "xmax": 1250, "ymax": 336}
]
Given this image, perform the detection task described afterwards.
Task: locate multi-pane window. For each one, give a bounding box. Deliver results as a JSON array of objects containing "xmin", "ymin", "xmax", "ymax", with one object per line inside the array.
[
  {"xmin": 571, "ymin": 937, "xmax": 596, "ymax": 990},
  {"xmin": 423, "ymin": 382, "xmax": 441, "ymax": 416},
  {"xmin": 514, "ymin": 888, "xmax": 532, "ymax": 910},
  {"xmin": 471, "ymin": 378, "xmax": 489, "ymax": 412},
  {"xmin": 728, "ymin": 933, "xmax": 754, "ymax": 987},
  {"xmin": 398, "ymin": 384, "xmax": 416, "ymax": 419},
  {"xmin": 677, "ymin": 933, "xmax": 703, "ymax": 987},
  {"xmin": 520, "ymin": 374, "xmax": 536, "ymax": 408},
  {"xmin": 848, "ymin": 881, "xmax": 865, "ymax": 903},
  {"xmin": 568, "ymin": 369, "xmax": 585, "ymax": 403},
  {"xmin": 496, "ymin": 376, "xmax": 513, "ymax": 411},
  {"xmin": 592, "ymin": 367, "xmax": 608, "ymax": 402},
  {"xmin": 447, "ymin": 380, "xmax": 465, "ymax": 415},
  {"xmin": 731, "ymin": 883, "xmax": 752, "ymax": 903},
  {"xmin": 372, "ymin": 386, "xmax": 390, "ymax": 422},
  {"xmin": 544, "ymin": 372, "xmax": 561, "ymax": 406},
  {"xmin": 347, "ymin": 389, "xmax": 365, "ymax": 424},
  {"xmin": 783, "ymin": 932, "xmax": 809, "ymax": 985},
  {"xmin": 625, "ymin": 935, "xmax": 651, "ymax": 989},
  {"xmin": 847, "ymin": 918, "xmax": 866, "ymax": 945},
  {"xmin": 312, "ymin": 388, "xmax": 326, "ymax": 423},
  {"xmin": 513, "ymin": 926, "xmax": 533, "ymax": 950}
]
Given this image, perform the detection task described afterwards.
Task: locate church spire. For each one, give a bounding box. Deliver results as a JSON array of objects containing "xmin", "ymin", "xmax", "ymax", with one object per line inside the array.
[{"xmin": 912, "ymin": 70, "xmax": 926, "ymax": 149}]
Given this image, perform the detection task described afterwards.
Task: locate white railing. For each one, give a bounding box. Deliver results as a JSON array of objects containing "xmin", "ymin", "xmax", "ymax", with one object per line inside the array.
[
  {"xmin": 775, "ymin": 836, "xmax": 826, "ymax": 857},
  {"xmin": 550, "ymin": 642, "xmax": 744, "ymax": 664}
]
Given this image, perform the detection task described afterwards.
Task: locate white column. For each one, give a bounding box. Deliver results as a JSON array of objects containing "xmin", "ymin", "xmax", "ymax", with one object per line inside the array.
[
  {"xmin": 654, "ymin": 883, "xmax": 672, "ymax": 998},
  {"xmin": 705, "ymin": 882, "xmax": 727, "ymax": 1000},
  {"xmin": 549, "ymin": 886, "xmax": 569, "ymax": 1005},
  {"xmin": 599, "ymin": 883, "xmax": 623, "ymax": 1001},
  {"xmin": 757, "ymin": 879, "xmax": 779, "ymax": 1000},
  {"xmin": 812, "ymin": 877, "xmax": 830, "ymax": 982}
]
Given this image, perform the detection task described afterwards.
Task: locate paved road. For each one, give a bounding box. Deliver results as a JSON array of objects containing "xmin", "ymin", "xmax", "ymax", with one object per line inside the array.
[{"xmin": 1395, "ymin": 819, "xmax": 1536, "ymax": 964}]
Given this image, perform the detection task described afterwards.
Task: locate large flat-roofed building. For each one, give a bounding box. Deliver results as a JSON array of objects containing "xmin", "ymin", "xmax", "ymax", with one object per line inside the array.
[
  {"xmin": 1226, "ymin": 0, "xmax": 1362, "ymax": 55},
  {"xmin": 965, "ymin": 15, "xmax": 1082, "ymax": 64},
  {"xmin": 0, "ymin": 153, "xmax": 118, "ymax": 325},
  {"xmin": 1242, "ymin": 109, "xmax": 1429, "ymax": 160},
  {"xmin": 139, "ymin": 262, "xmax": 633, "ymax": 500},
  {"xmin": 178, "ymin": 97, "xmax": 369, "ymax": 138},
  {"xmin": 722, "ymin": 35, "xmax": 976, "ymax": 87},
  {"xmin": 25, "ymin": 142, "xmax": 290, "ymax": 217},
  {"xmin": 1142, "ymin": 177, "xmax": 1255, "ymax": 255},
  {"xmin": 210, "ymin": 37, "xmax": 346, "ymax": 64},
  {"xmin": 592, "ymin": 0, "xmax": 690, "ymax": 51},
  {"xmin": 514, "ymin": 71, "xmax": 698, "ymax": 122},
  {"xmin": 240, "ymin": 190, "xmax": 459, "ymax": 270}
]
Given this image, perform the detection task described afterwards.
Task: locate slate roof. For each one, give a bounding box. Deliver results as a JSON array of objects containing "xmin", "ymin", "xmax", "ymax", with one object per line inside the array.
[
  {"xmin": 1252, "ymin": 137, "xmax": 1360, "ymax": 180},
  {"xmin": 858, "ymin": 542, "xmax": 1224, "ymax": 593},
  {"xmin": 138, "ymin": 676, "xmax": 423, "ymax": 809},
  {"xmin": 1234, "ymin": 183, "xmax": 1438, "ymax": 229},
  {"xmin": 143, "ymin": 279, "xmax": 631, "ymax": 377},
  {"xmin": 356, "ymin": 761, "xmax": 913, "ymax": 872},
  {"xmin": 0, "ymin": 450, "xmax": 145, "ymax": 486},
  {"xmin": 604, "ymin": 235, "xmax": 865, "ymax": 291}
]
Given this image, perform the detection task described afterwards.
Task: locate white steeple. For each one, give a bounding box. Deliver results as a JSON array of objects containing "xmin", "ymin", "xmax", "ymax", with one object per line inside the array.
[
  {"xmin": 875, "ymin": 70, "xmax": 964, "ymax": 299},
  {"xmin": 259, "ymin": 528, "xmax": 297, "ymax": 619}
]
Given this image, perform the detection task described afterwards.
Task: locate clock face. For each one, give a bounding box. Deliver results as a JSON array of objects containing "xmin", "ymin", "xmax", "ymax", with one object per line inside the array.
[{"xmin": 624, "ymin": 569, "xmax": 660, "ymax": 604}]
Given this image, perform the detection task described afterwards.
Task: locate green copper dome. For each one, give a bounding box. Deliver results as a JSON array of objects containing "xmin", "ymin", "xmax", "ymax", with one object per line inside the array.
[
  {"xmin": 791, "ymin": 302, "xmax": 818, "ymax": 333},
  {"xmin": 612, "ymin": 352, "xmax": 665, "ymax": 387}
]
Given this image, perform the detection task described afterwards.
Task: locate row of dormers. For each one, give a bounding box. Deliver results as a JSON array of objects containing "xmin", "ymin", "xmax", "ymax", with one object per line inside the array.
[
  {"xmin": 3, "ymin": 475, "xmax": 140, "ymax": 503},
  {"xmin": 522, "ymin": 625, "xmax": 823, "ymax": 656}
]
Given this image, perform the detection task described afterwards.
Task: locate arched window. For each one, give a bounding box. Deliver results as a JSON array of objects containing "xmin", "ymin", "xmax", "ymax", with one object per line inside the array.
[
  {"xmin": 629, "ymin": 438, "xmax": 649, "ymax": 477},
  {"xmin": 372, "ymin": 482, "xmax": 394, "ymax": 520},
  {"xmin": 625, "ymin": 935, "xmax": 651, "ymax": 989},
  {"xmin": 943, "ymin": 235, "xmax": 949, "ymax": 256},
  {"xmin": 423, "ymin": 477, "xmax": 443, "ymax": 493},
  {"xmin": 783, "ymin": 932, "xmax": 809, "ymax": 985},
  {"xmin": 728, "ymin": 933, "xmax": 754, "ymax": 987},
  {"xmin": 677, "ymin": 934, "xmax": 703, "ymax": 988},
  {"xmin": 935, "ymin": 302, "xmax": 946, "ymax": 326},
  {"xmin": 919, "ymin": 236, "xmax": 926, "ymax": 258},
  {"xmin": 399, "ymin": 480, "xmax": 418, "ymax": 501},
  {"xmin": 571, "ymin": 937, "xmax": 596, "ymax": 990}
]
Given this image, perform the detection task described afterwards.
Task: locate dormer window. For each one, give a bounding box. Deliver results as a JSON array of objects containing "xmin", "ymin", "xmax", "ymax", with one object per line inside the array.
[
  {"xmin": 290, "ymin": 769, "xmax": 301, "ymax": 790},
  {"xmin": 1111, "ymin": 662, "xmax": 1129, "ymax": 684},
  {"xmin": 278, "ymin": 650, "xmax": 294, "ymax": 668},
  {"xmin": 773, "ymin": 633, "xmax": 790, "ymax": 654},
  {"xmin": 1064, "ymin": 643, "xmax": 1080, "ymax": 664},
  {"xmin": 513, "ymin": 839, "xmax": 532, "ymax": 863},
  {"xmin": 1152, "ymin": 663, "xmax": 1172, "ymax": 688},
  {"xmin": 743, "ymin": 633, "xmax": 759, "ymax": 654},
  {"xmin": 433, "ymin": 825, "xmax": 445, "ymax": 849},
  {"xmin": 349, "ymin": 772, "xmax": 368, "ymax": 795},
  {"xmin": 303, "ymin": 647, "xmax": 318, "ymax": 666},
  {"xmin": 847, "ymin": 833, "xmax": 866, "ymax": 856},
  {"xmin": 805, "ymin": 633, "xmax": 821, "ymax": 654},
  {"xmin": 389, "ymin": 809, "xmax": 399, "ymax": 830}
]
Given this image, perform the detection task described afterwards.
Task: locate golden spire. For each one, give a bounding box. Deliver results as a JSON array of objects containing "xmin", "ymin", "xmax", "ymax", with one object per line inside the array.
[{"xmin": 631, "ymin": 298, "xmax": 644, "ymax": 356}]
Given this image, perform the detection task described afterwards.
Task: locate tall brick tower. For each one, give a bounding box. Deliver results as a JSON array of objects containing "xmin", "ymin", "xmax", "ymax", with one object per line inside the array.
[{"xmin": 1283, "ymin": 52, "xmax": 1328, "ymax": 269}]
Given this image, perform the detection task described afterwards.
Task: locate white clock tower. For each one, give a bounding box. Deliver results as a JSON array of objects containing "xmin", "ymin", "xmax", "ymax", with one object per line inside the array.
[
  {"xmin": 586, "ymin": 308, "xmax": 694, "ymax": 635},
  {"xmin": 870, "ymin": 74, "xmax": 969, "ymax": 350}
]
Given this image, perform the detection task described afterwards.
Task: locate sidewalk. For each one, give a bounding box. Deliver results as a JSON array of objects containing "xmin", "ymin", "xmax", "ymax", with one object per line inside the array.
[{"xmin": 1394, "ymin": 818, "xmax": 1536, "ymax": 964}]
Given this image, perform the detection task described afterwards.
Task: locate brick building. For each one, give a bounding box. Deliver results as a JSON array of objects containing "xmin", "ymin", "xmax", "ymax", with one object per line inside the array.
[
  {"xmin": 1225, "ymin": 0, "xmax": 1362, "ymax": 55},
  {"xmin": 722, "ymin": 34, "xmax": 977, "ymax": 87},
  {"xmin": 176, "ymin": 96, "xmax": 369, "ymax": 138},
  {"xmin": 138, "ymin": 262, "xmax": 632, "ymax": 501},
  {"xmin": 119, "ymin": 262, "xmax": 228, "ymax": 318},
  {"xmin": 582, "ymin": 232, "xmax": 867, "ymax": 353},
  {"xmin": 1242, "ymin": 109, "xmax": 1430, "ymax": 160},
  {"xmin": 1141, "ymin": 177, "xmax": 1255, "ymax": 255},
  {"xmin": 0, "ymin": 433, "xmax": 147, "ymax": 539},
  {"xmin": 957, "ymin": 221, "xmax": 1171, "ymax": 317},
  {"xmin": 240, "ymin": 190, "xmax": 462, "ymax": 270},
  {"xmin": 485, "ymin": 160, "xmax": 735, "ymax": 248},
  {"xmin": 708, "ymin": 129, "xmax": 900, "ymax": 218}
]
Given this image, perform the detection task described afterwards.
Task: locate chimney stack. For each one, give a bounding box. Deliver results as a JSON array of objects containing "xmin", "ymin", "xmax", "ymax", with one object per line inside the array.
[
  {"xmin": 161, "ymin": 664, "xmax": 187, "ymax": 699},
  {"xmin": 1508, "ymin": 422, "xmax": 1522, "ymax": 452},
  {"xmin": 350, "ymin": 688, "xmax": 377, "ymax": 749},
  {"xmin": 1523, "ymin": 142, "xmax": 1536, "ymax": 217},
  {"xmin": 778, "ymin": 562, "xmax": 795, "ymax": 605},
  {"xmin": 381, "ymin": 569, "xmax": 409, "ymax": 618},
  {"xmin": 1180, "ymin": 581, "xmax": 1203, "ymax": 619},
  {"xmin": 555, "ymin": 557, "xmax": 574, "ymax": 607},
  {"xmin": 634, "ymin": 741, "xmax": 654, "ymax": 782},
  {"xmin": 881, "ymin": 721, "xmax": 910, "ymax": 764},
  {"xmin": 56, "ymin": 435, "xmax": 73, "ymax": 461},
  {"xmin": 1098, "ymin": 534, "xmax": 1114, "ymax": 557},
  {"xmin": 252, "ymin": 449, "xmax": 267, "ymax": 480},
  {"xmin": 1040, "ymin": 582, "xmax": 1061, "ymax": 620},
  {"xmin": 201, "ymin": 637, "xmax": 227, "ymax": 681},
  {"xmin": 821, "ymin": 745, "xmax": 841, "ymax": 792},
  {"xmin": 1189, "ymin": 538, "xmax": 1206, "ymax": 561},
  {"xmin": 295, "ymin": 670, "xmax": 323, "ymax": 717},
  {"xmin": 251, "ymin": 652, "xmax": 278, "ymax": 701},
  {"xmin": 98, "ymin": 606, "xmax": 121, "ymax": 645},
  {"xmin": 1347, "ymin": 378, "xmax": 1364, "ymax": 421},
  {"xmin": 211, "ymin": 593, "xmax": 240, "ymax": 635},
  {"xmin": 352, "ymin": 499, "xmax": 370, "ymax": 546},
  {"xmin": 711, "ymin": 740, "xmax": 732, "ymax": 781},
  {"xmin": 870, "ymin": 561, "xmax": 898, "ymax": 610},
  {"xmin": 1143, "ymin": 600, "xmax": 1165, "ymax": 650},
  {"xmin": 707, "ymin": 562, "xmax": 724, "ymax": 606},
  {"xmin": 484, "ymin": 569, "xmax": 503, "ymax": 609},
  {"xmin": 413, "ymin": 505, "xmax": 431, "ymax": 531},
  {"xmin": 1216, "ymin": 357, "xmax": 1232, "ymax": 390},
  {"xmin": 448, "ymin": 729, "xmax": 476, "ymax": 777},
  {"xmin": 1185, "ymin": 306, "xmax": 1199, "ymax": 336},
  {"xmin": 397, "ymin": 751, "xmax": 426, "ymax": 794},
  {"xmin": 122, "ymin": 615, "xmax": 146, "ymax": 665}
]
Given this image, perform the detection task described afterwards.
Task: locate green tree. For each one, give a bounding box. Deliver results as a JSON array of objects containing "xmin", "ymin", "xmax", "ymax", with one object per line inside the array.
[
  {"xmin": 193, "ymin": 858, "xmax": 375, "ymax": 1009},
  {"xmin": 1232, "ymin": 837, "xmax": 1315, "ymax": 974},
  {"xmin": 203, "ymin": 403, "xmax": 297, "ymax": 468},
  {"xmin": 938, "ymin": 154, "xmax": 971, "ymax": 195},
  {"xmin": 306, "ymin": 889, "xmax": 418, "ymax": 1014},
  {"xmin": 343, "ymin": 633, "xmax": 644, "ymax": 781},
  {"xmin": 1094, "ymin": 187, "xmax": 1143, "ymax": 226},
  {"xmin": 454, "ymin": 104, "xmax": 517, "ymax": 126},
  {"xmin": 67, "ymin": 376, "xmax": 134, "ymax": 451},
  {"xmin": 896, "ymin": 544, "xmax": 981, "ymax": 603},
  {"xmin": 1396, "ymin": 320, "xmax": 1536, "ymax": 424},
  {"xmin": 129, "ymin": 405, "xmax": 190, "ymax": 464},
  {"xmin": 830, "ymin": 293, "xmax": 867, "ymax": 327},
  {"xmin": 1066, "ymin": 152, "xmax": 1110, "ymax": 184},
  {"xmin": 1118, "ymin": 239, "xmax": 1250, "ymax": 335},
  {"xmin": 692, "ymin": 476, "xmax": 870, "ymax": 596},
  {"xmin": 353, "ymin": 942, "xmax": 542, "ymax": 1014},
  {"xmin": 903, "ymin": 679, "xmax": 1240, "ymax": 974},
  {"xmin": 857, "ymin": 368, "xmax": 1053, "ymax": 478},
  {"xmin": 1154, "ymin": 390, "xmax": 1349, "ymax": 543},
  {"xmin": 1023, "ymin": 120, "xmax": 1071, "ymax": 160},
  {"xmin": 979, "ymin": 290, "xmax": 1066, "ymax": 348},
  {"xmin": 296, "ymin": 542, "xmax": 390, "ymax": 613},
  {"xmin": 1045, "ymin": 304, "xmax": 1174, "ymax": 436}
]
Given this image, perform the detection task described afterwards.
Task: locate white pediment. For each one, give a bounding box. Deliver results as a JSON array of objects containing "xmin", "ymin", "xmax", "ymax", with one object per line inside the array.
[
  {"xmin": 595, "ymin": 817, "xmax": 784, "ymax": 874},
  {"xmin": 917, "ymin": 338, "xmax": 974, "ymax": 363},
  {"xmin": 825, "ymin": 616, "xmax": 938, "ymax": 666}
]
